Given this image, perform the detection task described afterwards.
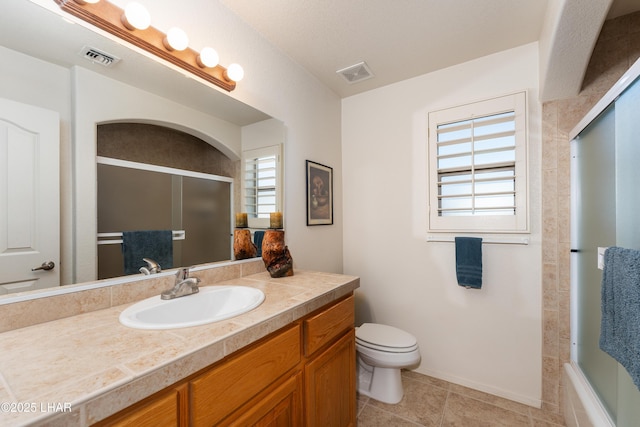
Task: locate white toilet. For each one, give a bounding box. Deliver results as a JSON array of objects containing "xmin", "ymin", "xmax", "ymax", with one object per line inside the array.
[{"xmin": 355, "ymin": 323, "xmax": 421, "ymax": 404}]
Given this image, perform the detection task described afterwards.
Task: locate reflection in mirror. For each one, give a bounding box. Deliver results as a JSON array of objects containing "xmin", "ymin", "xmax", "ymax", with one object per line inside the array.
[
  {"xmin": 97, "ymin": 123, "xmax": 234, "ymax": 281},
  {"xmin": 0, "ymin": 0, "xmax": 284, "ymax": 302}
]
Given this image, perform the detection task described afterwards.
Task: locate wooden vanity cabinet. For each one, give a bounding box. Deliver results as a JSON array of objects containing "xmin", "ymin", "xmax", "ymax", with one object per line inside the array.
[
  {"xmin": 217, "ymin": 372, "xmax": 304, "ymax": 426},
  {"xmin": 190, "ymin": 324, "xmax": 302, "ymax": 426},
  {"xmin": 94, "ymin": 383, "xmax": 188, "ymax": 427},
  {"xmin": 303, "ymin": 295, "xmax": 356, "ymax": 427},
  {"xmin": 96, "ymin": 294, "xmax": 354, "ymax": 426}
]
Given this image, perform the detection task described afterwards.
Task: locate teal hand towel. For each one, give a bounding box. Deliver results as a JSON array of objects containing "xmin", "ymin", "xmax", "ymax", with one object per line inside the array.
[
  {"xmin": 455, "ymin": 237, "xmax": 483, "ymax": 289},
  {"xmin": 122, "ymin": 230, "xmax": 173, "ymax": 275},
  {"xmin": 599, "ymin": 246, "xmax": 640, "ymax": 390},
  {"xmin": 253, "ymin": 231, "xmax": 265, "ymax": 257}
]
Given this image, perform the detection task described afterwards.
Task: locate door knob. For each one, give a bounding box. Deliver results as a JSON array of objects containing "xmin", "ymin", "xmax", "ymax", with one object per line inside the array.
[{"xmin": 32, "ymin": 261, "xmax": 55, "ymax": 271}]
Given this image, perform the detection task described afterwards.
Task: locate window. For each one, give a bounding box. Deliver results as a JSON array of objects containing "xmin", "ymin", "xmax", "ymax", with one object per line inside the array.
[
  {"xmin": 428, "ymin": 92, "xmax": 528, "ymax": 233},
  {"xmin": 242, "ymin": 145, "xmax": 282, "ymax": 228}
]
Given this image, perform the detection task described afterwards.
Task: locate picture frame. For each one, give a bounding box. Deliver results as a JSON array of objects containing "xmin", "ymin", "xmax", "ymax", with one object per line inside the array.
[{"xmin": 306, "ymin": 160, "xmax": 333, "ymax": 225}]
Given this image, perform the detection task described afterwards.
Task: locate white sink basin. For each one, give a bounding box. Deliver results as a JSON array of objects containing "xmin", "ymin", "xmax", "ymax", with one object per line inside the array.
[{"xmin": 119, "ymin": 285, "xmax": 265, "ymax": 330}]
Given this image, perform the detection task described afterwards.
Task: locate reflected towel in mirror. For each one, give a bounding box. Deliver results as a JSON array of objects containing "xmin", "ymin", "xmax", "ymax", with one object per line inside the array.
[
  {"xmin": 122, "ymin": 230, "xmax": 173, "ymax": 275},
  {"xmin": 253, "ymin": 230, "xmax": 265, "ymax": 257}
]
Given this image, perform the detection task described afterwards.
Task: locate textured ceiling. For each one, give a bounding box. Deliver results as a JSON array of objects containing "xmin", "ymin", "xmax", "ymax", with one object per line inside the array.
[
  {"xmin": 220, "ymin": 0, "xmax": 549, "ymax": 98},
  {"xmin": 221, "ymin": 0, "xmax": 640, "ymax": 99}
]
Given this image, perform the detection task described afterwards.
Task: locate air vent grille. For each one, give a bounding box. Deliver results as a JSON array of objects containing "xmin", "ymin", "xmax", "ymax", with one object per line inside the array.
[
  {"xmin": 79, "ymin": 46, "xmax": 120, "ymax": 67},
  {"xmin": 336, "ymin": 61, "xmax": 374, "ymax": 84}
]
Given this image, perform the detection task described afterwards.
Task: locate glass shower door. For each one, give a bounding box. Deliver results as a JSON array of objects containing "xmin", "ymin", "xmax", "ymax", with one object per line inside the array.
[
  {"xmin": 572, "ymin": 76, "xmax": 640, "ymax": 426},
  {"xmin": 573, "ymin": 103, "xmax": 618, "ymax": 420}
]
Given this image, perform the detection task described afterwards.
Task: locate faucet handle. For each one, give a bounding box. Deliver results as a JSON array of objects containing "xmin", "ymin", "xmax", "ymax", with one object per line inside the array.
[
  {"xmin": 140, "ymin": 258, "xmax": 161, "ymax": 275},
  {"xmin": 175, "ymin": 267, "xmax": 190, "ymax": 282}
]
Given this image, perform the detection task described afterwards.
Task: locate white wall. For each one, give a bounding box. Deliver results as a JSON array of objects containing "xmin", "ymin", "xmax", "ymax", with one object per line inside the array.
[{"xmin": 342, "ymin": 43, "xmax": 542, "ymax": 405}]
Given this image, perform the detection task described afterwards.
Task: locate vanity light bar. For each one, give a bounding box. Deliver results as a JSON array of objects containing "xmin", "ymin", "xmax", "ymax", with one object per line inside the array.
[{"xmin": 54, "ymin": 0, "xmax": 239, "ymax": 92}]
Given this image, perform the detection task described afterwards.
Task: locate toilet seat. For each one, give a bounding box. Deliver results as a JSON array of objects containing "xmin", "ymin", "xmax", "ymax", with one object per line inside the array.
[
  {"xmin": 356, "ymin": 323, "xmax": 418, "ymax": 353},
  {"xmin": 355, "ymin": 323, "xmax": 422, "ymax": 404}
]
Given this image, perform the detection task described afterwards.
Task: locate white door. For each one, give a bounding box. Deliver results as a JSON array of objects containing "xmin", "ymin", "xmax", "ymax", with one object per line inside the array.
[{"xmin": 0, "ymin": 98, "xmax": 60, "ymax": 294}]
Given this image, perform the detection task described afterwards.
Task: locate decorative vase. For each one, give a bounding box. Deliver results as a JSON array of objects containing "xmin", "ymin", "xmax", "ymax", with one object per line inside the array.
[
  {"xmin": 261, "ymin": 229, "xmax": 294, "ymax": 278},
  {"xmin": 233, "ymin": 229, "xmax": 256, "ymax": 260}
]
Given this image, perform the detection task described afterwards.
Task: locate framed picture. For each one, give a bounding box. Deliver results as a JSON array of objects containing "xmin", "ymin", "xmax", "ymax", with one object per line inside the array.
[{"xmin": 306, "ymin": 160, "xmax": 333, "ymax": 225}]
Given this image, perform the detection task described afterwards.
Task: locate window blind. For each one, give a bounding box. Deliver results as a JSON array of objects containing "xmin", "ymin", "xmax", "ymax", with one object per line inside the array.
[
  {"xmin": 436, "ymin": 111, "xmax": 516, "ymax": 217},
  {"xmin": 244, "ymin": 154, "xmax": 277, "ymax": 218}
]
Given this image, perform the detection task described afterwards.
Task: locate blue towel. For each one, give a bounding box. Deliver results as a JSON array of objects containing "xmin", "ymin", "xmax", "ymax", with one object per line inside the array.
[
  {"xmin": 455, "ymin": 237, "xmax": 483, "ymax": 289},
  {"xmin": 599, "ymin": 246, "xmax": 640, "ymax": 390},
  {"xmin": 254, "ymin": 231, "xmax": 265, "ymax": 257},
  {"xmin": 122, "ymin": 230, "xmax": 173, "ymax": 275}
]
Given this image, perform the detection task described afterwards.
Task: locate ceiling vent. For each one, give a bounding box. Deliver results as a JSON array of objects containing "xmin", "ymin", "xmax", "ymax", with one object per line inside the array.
[
  {"xmin": 336, "ymin": 61, "xmax": 374, "ymax": 84},
  {"xmin": 79, "ymin": 46, "xmax": 120, "ymax": 67}
]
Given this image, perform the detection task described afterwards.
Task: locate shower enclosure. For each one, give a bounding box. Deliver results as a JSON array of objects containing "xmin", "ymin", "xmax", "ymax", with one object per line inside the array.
[
  {"xmin": 570, "ymin": 67, "xmax": 640, "ymax": 426},
  {"xmin": 97, "ymin": 159, "xmax": 232, "ymax": 279}
]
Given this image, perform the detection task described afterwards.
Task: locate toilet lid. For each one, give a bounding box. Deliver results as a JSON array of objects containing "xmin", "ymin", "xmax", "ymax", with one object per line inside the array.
[{"xmin": 356, "ymin": 323, "xmax": 417, "ymax": 350}]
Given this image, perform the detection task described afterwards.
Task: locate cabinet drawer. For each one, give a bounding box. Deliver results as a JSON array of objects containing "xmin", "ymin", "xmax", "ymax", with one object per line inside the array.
[
  {"xmin": 304, "ymin": 295, "xmax": 354, "ymax": 356},
  {"xmin": 190, "ymin": 324, "xmax": 301, "ymax": 427}
]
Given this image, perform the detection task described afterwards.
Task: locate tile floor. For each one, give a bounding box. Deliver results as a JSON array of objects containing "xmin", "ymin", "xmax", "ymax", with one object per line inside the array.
[{"xmin": 356, "ymin": 371, "xmax": 566, "ymax": 426}]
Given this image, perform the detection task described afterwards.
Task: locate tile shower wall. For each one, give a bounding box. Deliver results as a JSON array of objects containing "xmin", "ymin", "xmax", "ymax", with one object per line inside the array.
[
  {"xmin": 97, "ymin": 122, "xmax": 242, "ymax": 214},
  {"xmin": 97, "ymin": 123, "xmax": 237, "ymax": 177},
  {"xmin": 542, "ymin": 12, "xmax": 640, "ymax": 415}
]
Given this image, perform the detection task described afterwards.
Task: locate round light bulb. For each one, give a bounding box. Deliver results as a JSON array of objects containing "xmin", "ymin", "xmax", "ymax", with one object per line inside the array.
[
  {"xmin": 122, "ymin": 2, "xmax": 151, "ymax": 31},
  {"xmin": 164, "ymin": 27, "xmax": 189, "ymax": 51},
  {"xmin": 225, "ymin": 63, "xmax": 244, "ymax": 82},
  {"xmin": 197, "ymin": 47, "xmax": 219, "ymax": 68}
]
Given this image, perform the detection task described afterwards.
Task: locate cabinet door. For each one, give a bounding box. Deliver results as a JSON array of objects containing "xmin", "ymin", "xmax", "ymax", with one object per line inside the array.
[
  {"xmin": 304, "ymin": 330, "xmax": 356, "ymax": 427},
  {"xmin": 190, "ymin": 325, "xmax": 301, "ymax": 426},
  {"xmin": 222, "ymin": 373, "xmax": 303, "ymax": 426},
  {"xmin": 97, "ymin": 384, "xmax": 188, "ymax": 427}
]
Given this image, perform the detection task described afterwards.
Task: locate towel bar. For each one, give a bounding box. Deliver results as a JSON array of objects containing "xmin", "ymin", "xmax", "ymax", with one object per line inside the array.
[
  {"xmin": 97, "ymin": 230, "xmax": 186, "ymax": 245},
  {"xmin": 426, "ymin": 235, "xmax": 529, "ymax": 245}
]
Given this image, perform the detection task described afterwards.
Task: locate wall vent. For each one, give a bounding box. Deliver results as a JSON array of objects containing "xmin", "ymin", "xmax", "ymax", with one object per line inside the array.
[
  {"xmin": 336, "ymin": 61, "xmax": 374, "ymax": 84},
  {"xmin": 79, "ymin": 46, "xmax": 120, "ymax": 67}
]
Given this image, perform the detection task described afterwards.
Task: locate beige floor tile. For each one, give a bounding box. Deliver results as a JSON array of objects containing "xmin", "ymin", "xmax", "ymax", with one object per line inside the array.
[
  {"xmin": 441, "ymin": 392, "xmax": 531, "ymax": 427},
  {"xmin": 532, "ymin": 419, "xmax": 566, "ymax": 427},
  {"xmin": 357, "ymin": 394, "xmax": 370, "ymax": 417},
  {"xmin": 357, "ymin": 371, "xmax": 566, "ymax": 427},
  {"xmin": 530, "ymin": 406, "xmax": 566, "ymax": 426},
  {"xmin": 447, "ymin": 382, "xmax": 531, "ymax": 415},
  {"xmin": 367, "ymin": 376, "xmax": 448, "ymax": 426},
  {"xmin": 358, "ymin": 404, "xmax": 424, "ymax": 426},
  {"xmin": 402, "ymin": 370, "xmax": 451, "ymax": 390}
]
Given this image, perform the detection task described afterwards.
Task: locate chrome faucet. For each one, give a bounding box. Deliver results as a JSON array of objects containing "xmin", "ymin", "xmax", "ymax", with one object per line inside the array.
[
  {"xmin": 139, "ymin": 258, "xmax": 161, "ymax": 275},
  {"xmin": 161, "ymin": 267, "xmax": 200, "ymax": 300}
]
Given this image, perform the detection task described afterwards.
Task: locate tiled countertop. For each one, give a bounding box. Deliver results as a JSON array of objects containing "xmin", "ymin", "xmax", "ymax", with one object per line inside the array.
[{"xmin": 0, "ymin": 270, "xmax": 359, "ymax": 426}]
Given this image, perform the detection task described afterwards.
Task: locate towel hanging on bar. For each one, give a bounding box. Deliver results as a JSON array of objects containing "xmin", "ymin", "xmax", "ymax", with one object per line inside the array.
[
  {"xmin": 122, "ymin": 230, "xmax": 174, "ymax": 275},
  {"xmin": 599, "ymin": 246, "xmax": 640, "ymax": 390},
  {"xmin": 455, "ymin": 237, "xmax": 483, "ymax": 289}
]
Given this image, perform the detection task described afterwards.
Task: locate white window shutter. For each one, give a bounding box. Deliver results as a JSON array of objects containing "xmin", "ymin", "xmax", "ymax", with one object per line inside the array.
[
  {"xmin": 428, "ymin": 92, "xmax": 528, "ymax": 233},
  {"xmin": 241, "ymin": 145, "xmax": 282, "ymax": 228}
]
